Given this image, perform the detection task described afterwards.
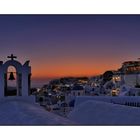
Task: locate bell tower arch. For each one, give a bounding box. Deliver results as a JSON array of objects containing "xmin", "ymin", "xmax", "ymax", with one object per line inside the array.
[{"xmin": 0, "ymin": 54, "xmax": 31, "ymax": 97}]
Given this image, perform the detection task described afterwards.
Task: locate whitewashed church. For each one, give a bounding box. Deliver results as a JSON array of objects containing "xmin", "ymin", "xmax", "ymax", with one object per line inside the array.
[{"xmin": 0, "ymin": 54, "xmax": 31, "ymax": 98}]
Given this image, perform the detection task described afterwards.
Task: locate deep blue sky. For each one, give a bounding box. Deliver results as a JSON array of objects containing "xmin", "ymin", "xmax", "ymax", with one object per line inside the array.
[{"xmin": 0, "ymin": 15, "xmax": 140, "ymax": 78}]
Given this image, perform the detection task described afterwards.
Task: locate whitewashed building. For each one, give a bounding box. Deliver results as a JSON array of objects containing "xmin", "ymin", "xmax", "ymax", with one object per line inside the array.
[
  {"xmin": 71, "ymin": 85, "xmax": 85, "ymax": 96},
  {"xmin": 120, "ymin": 61, "xmax": 140, "ymax": 87}
]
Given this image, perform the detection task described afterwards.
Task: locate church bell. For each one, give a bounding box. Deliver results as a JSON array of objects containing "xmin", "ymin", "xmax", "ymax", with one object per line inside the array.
[{"xmin": 8, "ymin": 72, "xmax": 15, "ymax": 80}]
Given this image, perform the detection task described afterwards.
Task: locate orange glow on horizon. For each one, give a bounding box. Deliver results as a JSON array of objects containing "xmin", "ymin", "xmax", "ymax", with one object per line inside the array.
[
  {"xmin": 28, "ymin": 51, "xmax": 122, "ymax": 79},
  {"xmin": 31, "ymin": 62, "xmax": 120, "ymax": 79}
]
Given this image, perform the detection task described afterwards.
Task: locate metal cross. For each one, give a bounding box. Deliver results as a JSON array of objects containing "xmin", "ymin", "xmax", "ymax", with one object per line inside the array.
[{"xmin": 7, "ymin": 54, "xmax": 17, "ymax": 60}]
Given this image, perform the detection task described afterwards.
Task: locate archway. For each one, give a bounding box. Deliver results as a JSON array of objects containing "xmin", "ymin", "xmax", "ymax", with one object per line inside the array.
[
  {"xmin": 5, "ymin": 66, "xmax": 17, "ymax": 96},
  {"xmin": 3, "ymin": 58, "xmax": 23, "ymax": 97}
]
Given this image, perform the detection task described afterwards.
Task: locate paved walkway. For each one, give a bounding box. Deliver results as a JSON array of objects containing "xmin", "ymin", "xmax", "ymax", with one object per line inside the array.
[{"xmin": 0, "ymin": 97, "xmax": 75, "ymax": 125}]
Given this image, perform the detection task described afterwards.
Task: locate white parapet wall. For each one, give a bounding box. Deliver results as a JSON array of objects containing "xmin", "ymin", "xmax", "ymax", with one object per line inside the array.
[
  {"xmin": 74, "ymin": 96, "xmax": 140, "ymax": 107},
  {"xmin": 0, "ymin": 95, "xmax": 35, "ymax": 104},
  {"xmin": 123, "ymin": 74, "xmax": 140, "ymax": 87}
]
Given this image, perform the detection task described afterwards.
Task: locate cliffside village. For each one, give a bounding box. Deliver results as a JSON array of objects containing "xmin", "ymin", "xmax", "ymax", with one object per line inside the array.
[{"xmin": 34, "ymin": 59, "xmax": 140, "ymax": 116}]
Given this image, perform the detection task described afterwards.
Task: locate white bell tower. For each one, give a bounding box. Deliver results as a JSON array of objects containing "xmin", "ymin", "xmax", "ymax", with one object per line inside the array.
[{"xmin": 0, "ymin": 54, "xmax": 31, "ymax": 97}]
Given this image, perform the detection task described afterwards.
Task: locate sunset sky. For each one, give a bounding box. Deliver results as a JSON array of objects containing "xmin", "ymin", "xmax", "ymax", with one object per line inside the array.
[{"xmin": 0, "ymin": 15, "xmax": 140, "ymax": 80}]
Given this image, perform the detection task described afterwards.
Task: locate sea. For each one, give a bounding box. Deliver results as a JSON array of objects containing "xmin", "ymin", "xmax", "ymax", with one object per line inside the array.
[{"xmin": 31, "ymin": 78, "xmax": 53, "ymax": 88}]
